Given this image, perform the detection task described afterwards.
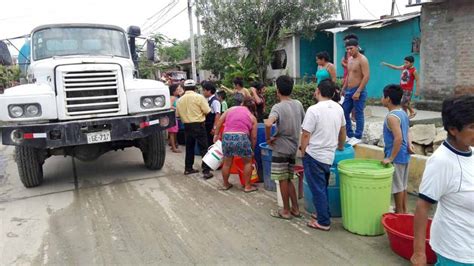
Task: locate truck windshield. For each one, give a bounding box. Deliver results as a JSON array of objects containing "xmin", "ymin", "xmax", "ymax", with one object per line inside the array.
[{"xmin": 32, "ymin": 27, "xmax": 129, "ymax": 60}]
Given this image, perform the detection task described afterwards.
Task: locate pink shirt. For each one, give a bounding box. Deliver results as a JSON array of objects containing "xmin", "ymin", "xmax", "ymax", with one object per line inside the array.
[{"xmin": 223, "ymin": 106, "xmax": 253, "ymax": 135}]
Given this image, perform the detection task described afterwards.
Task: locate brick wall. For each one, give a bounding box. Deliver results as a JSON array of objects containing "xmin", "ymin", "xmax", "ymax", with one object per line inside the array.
[{"xmin": 418, "ymin": 0, "xmax": 474, "ymax": 111}]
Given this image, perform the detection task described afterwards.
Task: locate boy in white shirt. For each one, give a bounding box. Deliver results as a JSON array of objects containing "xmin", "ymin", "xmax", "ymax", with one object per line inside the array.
[
  {"xmin": 411, "ymin": 95, "xmax": 474, "ymax": 266},
  {"xmin": 300, "ymin": 80, "xmax": 346, "ymax": 231}
]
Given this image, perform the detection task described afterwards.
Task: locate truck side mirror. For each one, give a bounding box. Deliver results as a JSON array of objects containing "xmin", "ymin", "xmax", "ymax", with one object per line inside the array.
[
  {"xmin": 127, "ymin": 26, "xmax": 141, "ymax": 38},
  {"xmin": 146, "ymin": 40, "xmax": 155, "ymax": 62},
  {"xmin": 127, "ymin": 26, "xmax": 141, "ymax": 69},
  {"xmin": 0, "ymin": 41, "xmax": 12, "ymax": 66}
]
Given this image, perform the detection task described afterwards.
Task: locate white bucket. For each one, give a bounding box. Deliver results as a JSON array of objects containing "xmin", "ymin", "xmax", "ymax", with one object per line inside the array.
[
  {"xmin": 276, "ymin": 181, "xmax": 283, "ymax": 207},
  {"xmin": 276, "ymin": 176, "xmax": 300, "ymax": 208},
  {"xmin": 202, "ymin": 140, "xmax": 223, "ymax": 170}
]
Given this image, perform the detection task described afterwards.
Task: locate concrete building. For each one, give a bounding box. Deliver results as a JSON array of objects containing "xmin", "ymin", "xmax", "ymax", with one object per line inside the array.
[{"xmin": 408, "ymin": 0, "xmax": 474, "ymax": 110}]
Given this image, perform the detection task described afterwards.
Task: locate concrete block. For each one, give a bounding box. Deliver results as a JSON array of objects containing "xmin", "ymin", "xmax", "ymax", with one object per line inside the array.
[{"xmin": 354, "ymin": 144, "xmax": 428, "ymax": 194}]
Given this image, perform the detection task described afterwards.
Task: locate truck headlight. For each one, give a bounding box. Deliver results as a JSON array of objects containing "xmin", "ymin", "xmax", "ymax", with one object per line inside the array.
[
  {"xmin": 8, "ymin": 103, "xmax": 42, "ymax": 118},
  {"xmin": 9, "ymin": 105, "xmax": 24, "ymax": 118},
  {"xmin": 26, "ymin": 104, "xmax": 41, "ymax": 116},
  {"xmin": 141, "ymin": 97, "xmax": 154, "ymax": 108},
  {"xmin": 154, "ymin": 96, "xmax": 165, "ymax": 107}
]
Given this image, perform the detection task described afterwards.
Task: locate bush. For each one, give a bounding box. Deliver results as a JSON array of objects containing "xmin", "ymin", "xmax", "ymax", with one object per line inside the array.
[
  {"xmin": 225, "ymin": 79, "xmax": 344, "ymax": 118},
  {"xmin": 263, "ymin": 83, "xmax": 318, "ymax": 117}
]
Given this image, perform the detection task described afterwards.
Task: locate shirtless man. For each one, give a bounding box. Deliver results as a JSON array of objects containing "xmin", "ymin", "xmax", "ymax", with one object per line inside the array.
[{"xmin": 342, "ymin": 38, "xmax": 370, "ymax": 146}]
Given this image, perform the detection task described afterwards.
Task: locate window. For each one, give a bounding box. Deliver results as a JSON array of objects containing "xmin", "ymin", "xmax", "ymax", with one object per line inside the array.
[
  {"xmin": 271, "ymin": 49, "xmax": 287, "ymax": 70},
  {"xmin": 32, "ymin": 27, "xmax": 129, "ymax": 61}
]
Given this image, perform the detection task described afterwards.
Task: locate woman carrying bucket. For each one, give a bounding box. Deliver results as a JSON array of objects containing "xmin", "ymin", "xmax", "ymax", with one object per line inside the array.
[{"xmin": 214, "ymin": 97, "xmax": 258, "ymax": 192}]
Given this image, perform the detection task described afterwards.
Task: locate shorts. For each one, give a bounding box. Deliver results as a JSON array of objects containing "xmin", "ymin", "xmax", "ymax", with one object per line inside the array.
[
  {"xmin": 222, "ymin": 133, "xmax": 252, "ymax": 158},
  {"xmin": 392, "ymin": 163, "xmax": 409, "ymax": 194},
  {"xmin": 271, "ymin": 151, "xmax": 296, "ymax": 181},
  {"xmin": 167, "ymin": 119, "xmax": 179, "ymax": 133},
  {"xmin": 401, "ymin": 90, "xmax": 413, "ymax": 107}
]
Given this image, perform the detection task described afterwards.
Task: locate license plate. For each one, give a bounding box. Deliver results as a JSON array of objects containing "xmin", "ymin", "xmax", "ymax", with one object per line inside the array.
[{"xmin": 86, "ymin": 131, "xmax": 111, "ymax": 144}]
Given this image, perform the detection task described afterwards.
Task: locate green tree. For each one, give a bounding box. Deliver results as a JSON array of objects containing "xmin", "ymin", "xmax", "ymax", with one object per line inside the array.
[
  {"xmin": 160, "ymin": 40, "xmax": 191, "ymax": 64},
  {"xmin": 196, "ymin": 0, "xmax": 338, "ymax": 80},
  {"xmin": 0, "ymin": 65, "xmax": 21, "ymax": 88},
  {"xmin": 200, "ymin": 36, "xmax": 239, "ymax": 79}
]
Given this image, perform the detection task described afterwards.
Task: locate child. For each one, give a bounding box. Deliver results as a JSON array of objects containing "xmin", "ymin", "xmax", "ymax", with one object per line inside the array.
[
  {"xmin": 381, "ymin": 84, "xmax": 411, "ymax": 214},
  {"xmin": 265, "ymin": 75, "xmax": 305, "ymax": 220},
  {"xmin": 411, "ymin": 95, "xmax": 473, "ymax": 266},
  {"xmin": 168, "ymin": 84, "xmax": 182, "ymax": 153},
  {"xmin": 202, "ymin": 81, "xmax": 221, "ymax": 148},
  {"xmin": 300, "ymin": 79, "xmax": 346, "ymax": 231},
  {"xmin": 381, "ymin": 56, "xmax": 420, "ymax": 119},
  {"xmin": 217, "ymin": 90, "xmax": 228, "ymax": 113}
]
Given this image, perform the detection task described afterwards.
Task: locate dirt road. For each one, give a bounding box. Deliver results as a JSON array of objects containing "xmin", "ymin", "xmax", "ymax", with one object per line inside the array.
[{"xmin": 0, "ymin": 143, "xmax": 405, "ymax": 265}]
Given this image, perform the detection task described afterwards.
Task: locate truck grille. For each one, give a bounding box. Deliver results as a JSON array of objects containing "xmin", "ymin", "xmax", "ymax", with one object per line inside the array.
[{"xmin": 63, "ymin": 70, "xmax": 120, "ymax": 116}]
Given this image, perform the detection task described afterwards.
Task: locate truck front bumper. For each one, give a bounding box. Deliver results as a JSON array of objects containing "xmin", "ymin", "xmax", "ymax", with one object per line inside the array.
[{"xmin": 1, "ymin": 110, "xmax": 175, "ymax": 149}]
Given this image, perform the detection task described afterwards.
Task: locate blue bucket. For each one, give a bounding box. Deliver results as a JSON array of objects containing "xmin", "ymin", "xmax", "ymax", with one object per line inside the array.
[
  {"xmin": 303, "ymin": 167, "xmax": 341, "ymax": 217},
  {"xmin": 259, "ymin": 143, "xmax": 276, "ymax": 191},
  {"xmin": 333, "ymin": 143, "xmax": 355, "ymax": 167},
  {"xmin": 254, "ymin": 124, "xmax": 276, "ymax": 181}
]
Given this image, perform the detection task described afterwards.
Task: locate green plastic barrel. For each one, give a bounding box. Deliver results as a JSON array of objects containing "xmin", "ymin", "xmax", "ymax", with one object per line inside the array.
[{"xmin": 338, "ymin": 159, "xmax": 394, "ymax": 236}]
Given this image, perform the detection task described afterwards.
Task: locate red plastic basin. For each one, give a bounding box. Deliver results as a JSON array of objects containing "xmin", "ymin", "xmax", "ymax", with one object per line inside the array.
[{"xmin": 382, "ymin": 213, "xmax": 437, "ymax": 264}]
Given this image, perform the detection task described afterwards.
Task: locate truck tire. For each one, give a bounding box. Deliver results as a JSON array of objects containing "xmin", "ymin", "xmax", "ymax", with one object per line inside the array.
[
  {"xmin": 142, "ymin": 131, "xmax": 166, "ymax": 170},
  {"xmin": 15, "ymin": 146, "xmax": 44, "ymax": 188}
]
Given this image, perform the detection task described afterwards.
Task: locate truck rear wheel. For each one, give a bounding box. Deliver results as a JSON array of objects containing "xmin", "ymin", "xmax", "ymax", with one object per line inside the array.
[
  {"xmin": 142, "ymin": 131, "xmax": 166, "ymax": 170},
  {"xmin": 15, "ymin": 146, "xmax": 44, "ymax": 188}
]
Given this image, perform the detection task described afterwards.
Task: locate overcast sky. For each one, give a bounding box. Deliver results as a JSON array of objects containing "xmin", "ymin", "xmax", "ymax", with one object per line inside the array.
[{"xmin": 0, "ymin": 0, "xmax": 419, "ymax": 53}]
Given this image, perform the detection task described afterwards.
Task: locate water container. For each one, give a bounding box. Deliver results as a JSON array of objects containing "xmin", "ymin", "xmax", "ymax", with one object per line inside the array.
[
  {"xmin": 339, "ymin": 159, "xmax": 394, "ymax": 236},
  {"xmin": 260, "ymin": 143, "xmax": 276, "ymax": 191},
  {"xmin": 333, "ymin": 143, "xmax": 355, "ymax": 167},
  {"xmin": 202, "ymin": 141, "xmax": 223, "ymax": 170},
  {"xmin": 303, "ymin": 167, "xmax": 341, "ymax": 217},
  {"xmin": 254, "ymin": 124, "xmax": 276, "ymax": 181}
]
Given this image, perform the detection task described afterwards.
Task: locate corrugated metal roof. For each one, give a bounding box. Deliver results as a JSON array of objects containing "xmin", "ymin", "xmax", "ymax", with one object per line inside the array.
[
  {"xmin": 346, "ymin": 13, "xmax": 420, "ymax": 30},
  {"xmin": 322, "ymin": 13, "xmax": 420, "ymax": 32}
]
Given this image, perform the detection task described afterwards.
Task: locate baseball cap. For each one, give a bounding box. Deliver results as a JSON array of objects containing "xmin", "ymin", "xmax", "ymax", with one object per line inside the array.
[{"xmin": 183, "ymin": 79, "xmax": 196, "ymax": 87}]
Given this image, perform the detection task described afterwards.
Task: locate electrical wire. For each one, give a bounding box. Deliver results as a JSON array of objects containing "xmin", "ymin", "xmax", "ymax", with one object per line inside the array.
[
  {"xmin": 142, "ymin": 0, "xmax": 179, "ymax": 33},
  {"xmin": 395, "ymin": 1, "xmax": 401, "ymax": 15},
  {"xmin": 148, "ymin": 6, "xmax": 188, "ymax": 33},
  {"xmin": 359, "ymin": 0, "xmax": 377, "ymax": 19}
]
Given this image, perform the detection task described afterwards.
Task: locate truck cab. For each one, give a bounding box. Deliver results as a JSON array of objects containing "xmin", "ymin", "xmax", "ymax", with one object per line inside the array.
[{"xmin": 0, "ymin": 23, "xmax": 175, "ymax": 188}]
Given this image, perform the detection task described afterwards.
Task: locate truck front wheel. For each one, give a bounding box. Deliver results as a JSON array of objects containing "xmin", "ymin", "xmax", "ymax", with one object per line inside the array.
[
  {"xmin": 142, "ymin": 131, "xmax": 166, "ymax": 170},
  {"xmin": 15, "ymin": 146, "xmax": 45, "ymax": 188}
]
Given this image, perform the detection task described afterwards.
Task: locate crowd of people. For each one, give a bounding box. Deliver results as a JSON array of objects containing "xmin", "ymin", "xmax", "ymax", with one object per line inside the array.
[{"xmin": 166, "ymin": 33, "xmax": 473, "ymax": 266}]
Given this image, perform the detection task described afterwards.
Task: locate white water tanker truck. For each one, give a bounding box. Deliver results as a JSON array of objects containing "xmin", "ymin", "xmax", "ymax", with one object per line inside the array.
[{"xmin": 0, "ymin": 23, "xmax": 174, "ymax": 187}]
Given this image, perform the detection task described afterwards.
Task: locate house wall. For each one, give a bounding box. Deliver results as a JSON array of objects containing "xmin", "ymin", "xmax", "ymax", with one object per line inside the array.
[
  {"xmin": 334, "ymin": 18, "xmax": 421, "ymax": 100},
  {"xmin": 266, "ymin": 35, "xmax": 300, "ymax": 80},
  {"xmin": 419, "ymin": 0, "xmax": 474, "ymax": 110},
  {"xmin": 299, "ymin": 32, "xmax": 333, "ymax": 80}
]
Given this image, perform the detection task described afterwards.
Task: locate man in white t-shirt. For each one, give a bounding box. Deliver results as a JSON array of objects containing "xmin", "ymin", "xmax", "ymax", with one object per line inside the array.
[
  {"xmin": 411, "ymin": 95, "xmax": 474, "ymax": 266},
  {"xmin": 300, "ymin": 79, "xmax": 346, "ymax": 231}
]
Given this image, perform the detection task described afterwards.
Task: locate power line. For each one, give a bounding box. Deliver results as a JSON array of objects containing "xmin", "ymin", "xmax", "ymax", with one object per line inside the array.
[
  {"xmin": 359, "ymin": 0, "xmax": 377, "ymax": 19},
  {"xmin": 148, "ymin": 6, "xmax": 188, "ymax": 33},
  {"xmin": 142, "ymin": 0, "xmax": 179, "ymax": 33},
  {"xmin": 142, "ymin": 0, "xmax": 177, "ymax": 28},
  {"xmin": 395, "ymin": 1, "xmax": 401, "ymax": 15}
]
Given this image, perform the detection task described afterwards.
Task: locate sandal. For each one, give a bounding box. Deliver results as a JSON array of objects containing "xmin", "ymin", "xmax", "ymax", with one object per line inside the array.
[
  {"xmin": 244, "ymin": 186, "xmax": 258, "ymax": 193},
  {"xmin": 270, "ymin": 209, "xmax": 292, "ymax": 220},
  {"xmin": 307, "ymin": 220, "xmax": 330, "ymax": 231},
  {"xmin": 218, "ymin": 184, "xmax": 233, "ymax": 191},
  {"xmin": 311, "ymin": 213, "xmax": 317, "ymax": 220},
  {"xmin": 291, "ymin": 211, "xmax": 302, "ymax": 218}
]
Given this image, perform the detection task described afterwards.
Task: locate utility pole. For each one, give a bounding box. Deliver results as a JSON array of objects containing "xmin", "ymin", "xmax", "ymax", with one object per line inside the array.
[
  {"xmin": 391, "ymin": 0, "xmax": 396, "ymax": 16},
  {"xmin": 187, "ymin": 0, "xmax": 197, "ymax": 82},
  {"xmin": 196, "ymin": 14, "xmax": 203, "ymax": 81}
]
